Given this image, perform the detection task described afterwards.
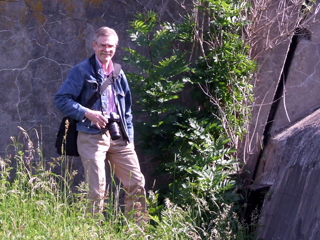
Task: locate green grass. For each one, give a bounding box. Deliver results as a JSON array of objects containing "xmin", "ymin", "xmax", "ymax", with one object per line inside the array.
[
  {"xmin": 0, "ymin": 156, "xmax": 159, "ymax": 239},
  {"xmin": 0, "ymin": 131, "xmax": 192, "ymax": 240},
  {"xmin": 0, "ymin": 128, "xmax": 254, "ymax": 239},
  {"xmin": 0, "ymin": 154, "xmax": 195, "ymax": 239}
]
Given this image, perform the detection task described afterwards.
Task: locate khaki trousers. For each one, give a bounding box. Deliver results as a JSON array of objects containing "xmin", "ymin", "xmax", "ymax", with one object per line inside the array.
[{"xmin": 77, "ymin": 130, "xmax": 147, "ymax": 219}]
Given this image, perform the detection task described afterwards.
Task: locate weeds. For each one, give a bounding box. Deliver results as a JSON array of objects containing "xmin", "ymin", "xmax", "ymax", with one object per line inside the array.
[
  {"xmin": 0, "ymin": 127, "xmax": 255, "ymax": 239},
  {"xmin": 0, "ymin": 128, "xmax": 138, "ymax": 239}
]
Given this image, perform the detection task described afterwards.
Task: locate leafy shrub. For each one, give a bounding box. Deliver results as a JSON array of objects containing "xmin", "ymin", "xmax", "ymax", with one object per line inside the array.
[{"xmin": 124, "ymin": 0, "xmax": 255, "ymax": 238}]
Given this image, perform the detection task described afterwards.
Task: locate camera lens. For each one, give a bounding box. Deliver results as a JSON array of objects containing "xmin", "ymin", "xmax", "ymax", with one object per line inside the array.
[{"xmin": 108, "ymin": 122, "xmax": 121, "ymax": 140}]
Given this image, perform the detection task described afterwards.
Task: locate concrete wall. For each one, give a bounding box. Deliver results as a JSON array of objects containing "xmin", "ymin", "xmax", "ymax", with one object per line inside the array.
[
  {"xmin": 240, "ymin": 0, "xmax": 302, "ymax": 179},
  {"xmin": 241, "ymin": 0, "xmax": 320, "ymax": 238},
  {"xmin": 0, "ymin": 0, "xmax": 190, "ymax": 191},
  {"xmin": 255, "ymin": 109, "xmax": 320, "ymax": 239}
]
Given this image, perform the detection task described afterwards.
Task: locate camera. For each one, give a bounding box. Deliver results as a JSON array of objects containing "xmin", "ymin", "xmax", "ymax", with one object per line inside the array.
[{"xmin": 107, "ymin": 112, "xmax": 121, "ymax": 140}]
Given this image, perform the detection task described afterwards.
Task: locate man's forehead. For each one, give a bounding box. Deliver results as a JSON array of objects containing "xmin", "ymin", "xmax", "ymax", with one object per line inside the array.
[{"xmin": 96, "ymin": 35, "xmax": 117, "ymax": 44}]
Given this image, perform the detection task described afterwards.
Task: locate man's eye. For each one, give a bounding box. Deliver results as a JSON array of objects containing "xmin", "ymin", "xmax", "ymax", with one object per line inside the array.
[{"xmin": 97, "ymin": 44, "xmax": 115, "ymax": 49}]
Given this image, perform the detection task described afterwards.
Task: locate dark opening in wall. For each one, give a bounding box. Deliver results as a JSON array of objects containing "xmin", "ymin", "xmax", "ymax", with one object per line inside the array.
[
  {"xmin": 240, "ymin": 186, "xmax": 271, "ymax": 234},
  {"xmin": 295, "ymin": 27, "xmax": 311, "ymax": 41}
]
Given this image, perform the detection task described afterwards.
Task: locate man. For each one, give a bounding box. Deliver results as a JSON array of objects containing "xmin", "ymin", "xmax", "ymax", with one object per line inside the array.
[{"xmin": 54, "ymin": 27, "xmax": 147, "ymax": 221}]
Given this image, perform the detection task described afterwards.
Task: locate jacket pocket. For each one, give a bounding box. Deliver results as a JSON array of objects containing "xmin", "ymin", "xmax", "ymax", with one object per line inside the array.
[
  {"xmin": 85, "ymin": 78, "xmax": 99, "ymax": 90},
  {"xmin": 83, "ymin": 79, "xmax": 99, "ymax": 101}
]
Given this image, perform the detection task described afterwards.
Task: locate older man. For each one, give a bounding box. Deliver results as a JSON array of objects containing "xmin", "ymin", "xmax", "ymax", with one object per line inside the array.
[{"xmin": 55, "ymin": 27, "xmax": 147, "ymax": 221}]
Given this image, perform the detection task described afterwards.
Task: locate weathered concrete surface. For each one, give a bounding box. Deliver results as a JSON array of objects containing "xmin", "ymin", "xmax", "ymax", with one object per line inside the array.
[
  {"xmin": 254, "ymin": 109, "xmax": 320, "ymax": 239},
  {"xmin": 0, "ymin": 0, "xmax": 191, "ymax": 191},
  {"xmin": 269, "ymin": 39, "xmax": 320, "ymax": 137},
  {"xmin": 240, "ymin": 0, "xmax": 302, "ymax": 180},
  {"xmin": 241, "ymin": 1, "xmax": 320, "ymax": 238}
]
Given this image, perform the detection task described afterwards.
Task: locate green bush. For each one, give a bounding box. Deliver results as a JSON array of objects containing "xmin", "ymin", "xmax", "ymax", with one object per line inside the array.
[{"xmin": 124, "ymin": 0, "xmax": 255, "ymax": 238}]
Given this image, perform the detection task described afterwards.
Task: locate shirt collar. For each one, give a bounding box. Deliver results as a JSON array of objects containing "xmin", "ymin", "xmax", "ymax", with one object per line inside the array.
[{"xmin": 95, "ymin": 55, "xmax": 114, "ymax": 76}]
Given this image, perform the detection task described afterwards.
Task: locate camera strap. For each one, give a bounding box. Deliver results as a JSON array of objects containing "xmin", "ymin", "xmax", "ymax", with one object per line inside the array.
[
  {"xmin": 101, "ymin": 63, "xmax": 121, "ymax": 93},
  {"xmin": 85, "ymin": 54, "xmax": 121, "ymax": 109}
]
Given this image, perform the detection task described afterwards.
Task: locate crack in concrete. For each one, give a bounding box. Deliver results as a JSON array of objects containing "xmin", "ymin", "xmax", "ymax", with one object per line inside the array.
[{"xmin": 14, "ymin": 72, "xmax": 22, "ymax": 122}]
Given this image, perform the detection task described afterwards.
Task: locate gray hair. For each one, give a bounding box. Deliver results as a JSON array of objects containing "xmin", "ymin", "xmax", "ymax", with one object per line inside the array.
[{"xmin": 93, "ymin": 27, "xmax": 119, "ymax": 45}]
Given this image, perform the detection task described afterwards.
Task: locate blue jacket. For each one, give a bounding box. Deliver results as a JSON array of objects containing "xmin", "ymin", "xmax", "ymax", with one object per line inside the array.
[{"xmin": 54, "ymin": 54, "xmax": 134, "ymax": 142}]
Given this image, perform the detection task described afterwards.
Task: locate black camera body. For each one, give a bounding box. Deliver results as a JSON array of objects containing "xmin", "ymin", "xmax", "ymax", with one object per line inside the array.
[{"xmin": 107, "ymin": 112, "xmax": 121, "ymax": 140}]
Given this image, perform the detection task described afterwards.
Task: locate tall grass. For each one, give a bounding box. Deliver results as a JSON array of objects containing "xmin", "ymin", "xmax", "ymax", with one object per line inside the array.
[
  {"xmin": 0, "ymin": 127, "xmax": 254, "ymax": 239},
  {"xmin": 0, "ymin": 128, "xmax": 147, "ymax": 239}
]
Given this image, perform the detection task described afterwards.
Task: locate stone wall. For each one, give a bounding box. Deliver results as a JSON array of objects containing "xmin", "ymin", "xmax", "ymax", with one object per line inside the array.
[{"xmin": 0, "ymin": 0, "xmax": 190, "ymax": 191}]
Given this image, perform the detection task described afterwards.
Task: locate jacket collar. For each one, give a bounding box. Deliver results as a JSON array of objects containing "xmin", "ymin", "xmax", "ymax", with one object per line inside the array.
[{"xmin": 89, "ymin": 54, "xmax": 104, "ymax": 83}]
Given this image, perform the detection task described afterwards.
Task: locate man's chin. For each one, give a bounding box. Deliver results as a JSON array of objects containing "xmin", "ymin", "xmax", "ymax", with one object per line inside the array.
[{"xmin": 99, "ymin": 56, "xmax": 111, "ymax": 63}]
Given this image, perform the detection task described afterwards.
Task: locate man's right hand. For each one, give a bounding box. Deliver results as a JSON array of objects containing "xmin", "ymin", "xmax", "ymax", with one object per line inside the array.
[{"xmin": 84, "ymin": 109, "xmax": 108, "ymax": 129}]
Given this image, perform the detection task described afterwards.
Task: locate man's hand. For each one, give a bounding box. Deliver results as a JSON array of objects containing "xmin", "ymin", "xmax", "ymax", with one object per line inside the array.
[{"xmin": 85, "ymin": 109, "xmax": 108, "ymax": 129}]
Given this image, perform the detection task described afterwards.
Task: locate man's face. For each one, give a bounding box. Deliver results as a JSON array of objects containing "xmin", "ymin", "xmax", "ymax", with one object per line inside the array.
[{"xmin": 93, "ymin": 34, "xmax": 117, "ymax": 64}]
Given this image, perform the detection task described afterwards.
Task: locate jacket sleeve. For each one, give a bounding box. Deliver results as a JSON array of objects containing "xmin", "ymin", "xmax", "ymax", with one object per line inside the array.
[{"xmin": 54, "ymin": 65, "xmax": 88, "ymax": 121}]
